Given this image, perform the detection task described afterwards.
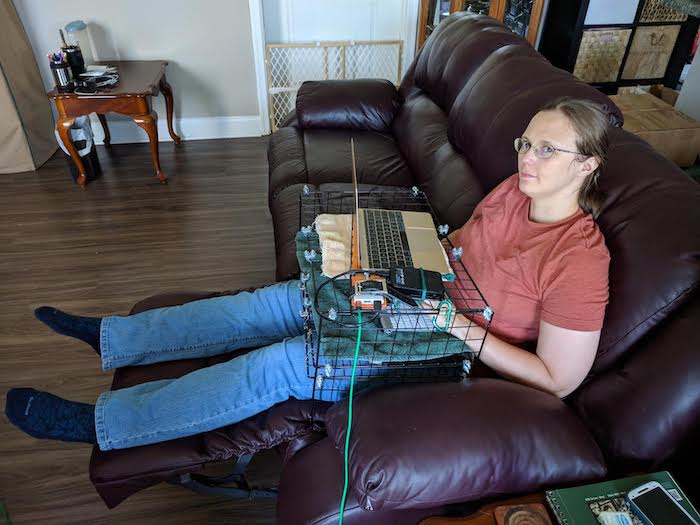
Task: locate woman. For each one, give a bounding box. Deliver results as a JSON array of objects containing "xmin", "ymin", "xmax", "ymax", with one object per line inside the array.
[{"xmin": 5, "ymin": 97, "xmax": 610, "ymax": 451}]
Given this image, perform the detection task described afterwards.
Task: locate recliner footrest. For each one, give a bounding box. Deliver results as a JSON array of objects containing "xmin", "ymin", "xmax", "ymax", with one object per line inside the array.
[{"xmin": 88, "ymin": 292, "xmax": 332, "ymax": 508}]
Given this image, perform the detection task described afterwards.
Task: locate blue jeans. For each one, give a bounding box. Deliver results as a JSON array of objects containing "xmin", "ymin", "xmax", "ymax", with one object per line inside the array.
[{"xmin": 95, "ymin": 280, "xmax": 325, "ymax": 451}]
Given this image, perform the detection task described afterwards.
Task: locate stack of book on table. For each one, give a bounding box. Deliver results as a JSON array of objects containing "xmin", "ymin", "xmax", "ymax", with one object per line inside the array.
[{"xmin": 545, "ymin": 471, "xmax": 699, "ymax": 525}]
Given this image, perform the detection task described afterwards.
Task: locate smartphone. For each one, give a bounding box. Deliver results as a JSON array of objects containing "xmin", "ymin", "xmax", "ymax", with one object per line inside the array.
[{"xmin": 627, "ymin": 481, "xmax": 700, "ymax": 525}]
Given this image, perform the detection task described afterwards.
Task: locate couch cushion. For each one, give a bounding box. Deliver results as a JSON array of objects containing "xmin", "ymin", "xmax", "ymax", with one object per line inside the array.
[
  {"xmin": 448, "ymin": 45, "xmax": 622, "ymax": 193},
  {"xmin": 393, "ymin": 92, "xmax": 484, "ymax": 231},
  {"xmin": 303, "ymin": 128, "xmax": 412, "ymax": 188},
  {"xmin": 268, "ymin": 126, "xmax": 308, "ymax": 203},
  {"xmin": 272, "ymin": 183, "xmax": 315, "ymax": 282},
  {"xmin": 586, "ymin": 128, "xmax": 700, "ymax": 373},
  {"xmin": 277, "ymin": 438, "xmax": 449, "ymax": 524},
  {"xmin": 411, "ymin": 13, "xmax": 529, "ymax": 113},
  {"xmin": 573, "ymin": 296, "xmax": 700, "ymax": 471},
  {"xmin": 325, "ymin": 379, "xmax": 606, "ymax": 512},
  {"xmin": 296, "ymin": 79, "xmax": 401, "ymax": 132}
]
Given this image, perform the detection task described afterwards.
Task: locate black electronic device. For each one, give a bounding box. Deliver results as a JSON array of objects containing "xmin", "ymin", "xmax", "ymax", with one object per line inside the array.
[
  {"xmin": 627, "ymin": 481, "xmax": 700, "ymax": 525},
  {"xmin": 388, "ymin": 265, "xmax": 444, "ymax": 301},
  {"xmin": 74, "ymin": 74, "xmax": 118, "ymax": 93}
]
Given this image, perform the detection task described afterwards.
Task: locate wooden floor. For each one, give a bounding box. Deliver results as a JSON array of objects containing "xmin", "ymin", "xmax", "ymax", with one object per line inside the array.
[{"xmin": 0, "ymin": 139, "xmax": 281, "ymax": 524}]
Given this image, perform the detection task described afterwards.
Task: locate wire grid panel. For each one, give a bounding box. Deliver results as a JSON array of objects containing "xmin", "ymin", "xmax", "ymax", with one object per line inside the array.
[
  {"xmin": 266, "ymin": 41, "xmax": 402, "ymax": 132},
  {"xmin": 297, "ymin": 187, "xmax": 492, "ymax": 401}
]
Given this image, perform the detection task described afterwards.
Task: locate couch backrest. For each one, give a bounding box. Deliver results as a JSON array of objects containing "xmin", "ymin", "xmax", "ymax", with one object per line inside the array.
[
  {"xmin": 394, "ymin": 13, "xmax": 622, "ymax": 227},
  {"xmin": 396, "ymin": 13, "xmax": 700, "ymax": 467},
  {"xmin": 447, "ymin": 45, "xmax": 621, "ymax": 192},
  {"xmin": 570, "ymin": 129, "xmax": 700, "ymax": 468},
  {"xmin": 393, "ymin": 15, "xmax": 529, "ymax": 230}
]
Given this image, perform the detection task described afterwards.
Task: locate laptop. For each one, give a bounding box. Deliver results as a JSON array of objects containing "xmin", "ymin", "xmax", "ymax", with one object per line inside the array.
[{"xmin": 350, "ymin": 139, "xmax": 452, "ymax": 275}]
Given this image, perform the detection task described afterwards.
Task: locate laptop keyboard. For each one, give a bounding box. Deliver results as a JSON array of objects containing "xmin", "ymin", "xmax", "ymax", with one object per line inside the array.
[{"xmin": 363, "ymin": 209, "xmax": 413, "ymax": 269}]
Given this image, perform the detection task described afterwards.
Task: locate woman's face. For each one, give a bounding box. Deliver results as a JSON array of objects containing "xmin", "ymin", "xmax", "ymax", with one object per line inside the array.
[{"xmin": 517, "ymin": 110, "xmax": 598, "ymax": 202}]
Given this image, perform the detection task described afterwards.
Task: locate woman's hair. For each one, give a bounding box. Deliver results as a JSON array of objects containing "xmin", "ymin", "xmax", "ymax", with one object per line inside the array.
[{"xmin": 539, "ymin": 97, "xmax": 610, "ymax": 219}]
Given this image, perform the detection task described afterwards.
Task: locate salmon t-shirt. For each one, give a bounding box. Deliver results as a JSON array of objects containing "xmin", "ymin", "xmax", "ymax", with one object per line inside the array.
[{"xmin": 450, "ymin": 174, "xmax": 610, "ymax": 345}]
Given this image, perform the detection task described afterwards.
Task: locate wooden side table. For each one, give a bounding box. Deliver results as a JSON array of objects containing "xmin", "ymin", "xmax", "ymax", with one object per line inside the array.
[{"xmin": 47, "ymin": 60, "xmax": 181, "ymax": 188}]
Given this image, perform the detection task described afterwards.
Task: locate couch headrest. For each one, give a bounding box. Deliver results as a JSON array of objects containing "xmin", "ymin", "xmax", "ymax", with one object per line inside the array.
[
  {"xmin": 411, "ymin": 13, "xmax": 529, "ymax": 112},
  {"xmin": 447, "ymin": 45, "xmax": 623, "ymax": 192}
]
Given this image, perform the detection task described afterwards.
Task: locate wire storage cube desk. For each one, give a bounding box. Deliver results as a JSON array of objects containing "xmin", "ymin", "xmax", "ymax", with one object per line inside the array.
[{"xmin": 297, "ymin": 186, "xmax": 492, "ymax": 401}]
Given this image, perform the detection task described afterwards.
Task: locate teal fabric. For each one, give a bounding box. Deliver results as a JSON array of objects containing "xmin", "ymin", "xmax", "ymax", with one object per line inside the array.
[{"xmin": 296, "ymin": 231, "xmax": 467, "ymax": 363}]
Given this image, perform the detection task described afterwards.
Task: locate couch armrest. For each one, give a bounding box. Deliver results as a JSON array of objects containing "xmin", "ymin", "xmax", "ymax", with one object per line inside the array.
[
  {"xmin": 296, "ymin": 79, "xmax": 401, "ymax": 132},
  {"xmin": 325, "ymin": 378, "xmax": 606, "ymax": 512}
]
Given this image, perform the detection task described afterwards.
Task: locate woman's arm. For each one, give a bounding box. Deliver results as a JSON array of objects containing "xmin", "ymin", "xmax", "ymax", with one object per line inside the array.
[{"xmin": 447, "ymin": 315, "xmax": 600, "ymax": 398}]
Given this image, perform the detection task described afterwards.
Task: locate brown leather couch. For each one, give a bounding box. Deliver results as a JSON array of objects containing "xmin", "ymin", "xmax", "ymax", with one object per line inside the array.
[{"xmin": 90, "ymin": 14, "xmax": 700, "ymax": 524}]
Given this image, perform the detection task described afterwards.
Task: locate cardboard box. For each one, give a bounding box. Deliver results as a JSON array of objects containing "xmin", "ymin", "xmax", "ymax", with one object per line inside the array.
[
  {"xmin": 609, "ymin": 93, "xmax": 700, "ymax": 167},
  {"xmin": 650, "ymin": 84, "xmax": 680, "ymax": 106},
  {"xmin": 615, "ymin": 85, "xmax": 680, "ymax": 106},
  {"xmin": 617, "ymin": 85, "xmax": 651, "ymax": 96}
]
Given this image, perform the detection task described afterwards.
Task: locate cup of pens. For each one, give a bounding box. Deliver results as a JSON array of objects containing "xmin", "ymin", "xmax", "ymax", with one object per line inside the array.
[{"xmin": 48, "ymin": 52, "xmax": 73, "ymax": 92}]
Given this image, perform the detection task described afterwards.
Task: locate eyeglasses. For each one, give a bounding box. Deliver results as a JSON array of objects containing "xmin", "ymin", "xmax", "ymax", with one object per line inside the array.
[{"xmin": 514, "ymin": 137, "xmax": 582, "ymax": 159}]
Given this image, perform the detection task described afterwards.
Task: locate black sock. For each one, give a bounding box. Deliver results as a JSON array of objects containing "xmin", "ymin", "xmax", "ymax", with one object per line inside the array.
[
  {"xmin": 34, "ymin": 307, "xmax": 101, "ymax": 354},
  {"xmin": 5, "ymin": 388, "xmax": 97, "ymax": 445}
]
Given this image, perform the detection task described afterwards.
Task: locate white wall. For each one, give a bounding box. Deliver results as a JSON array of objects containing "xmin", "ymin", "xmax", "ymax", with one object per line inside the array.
[
  {"xmin": 584, "ymin": 0, "xmax": 639, "ymax": 25},
  {"xmin": 677, "ymin": 54, "xmax": 700, "ymax": 121},
  {"xmin": 13, "ymin": 0, "xmax": 263, "ymax": 143},
  {"xmin": 263, "ymin": 0, "xmax": 418, "ymax": 77}
]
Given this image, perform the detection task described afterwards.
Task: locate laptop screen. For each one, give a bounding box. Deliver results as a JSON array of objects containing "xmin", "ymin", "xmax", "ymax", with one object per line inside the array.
[{"xmin": 351, "ymin": 138, "xmax": 361, "ymax": 268}]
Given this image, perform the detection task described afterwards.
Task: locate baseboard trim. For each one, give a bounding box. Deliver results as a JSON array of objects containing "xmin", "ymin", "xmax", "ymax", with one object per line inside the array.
[{"xmin": 91, "ymin": 115, "xmax": 264, "ymax": 145}]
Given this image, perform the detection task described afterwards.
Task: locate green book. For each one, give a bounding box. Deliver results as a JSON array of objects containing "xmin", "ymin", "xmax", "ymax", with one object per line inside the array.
[{"xmin": 545, "ymin": 471, "xmax": 700, "ymax": 525}]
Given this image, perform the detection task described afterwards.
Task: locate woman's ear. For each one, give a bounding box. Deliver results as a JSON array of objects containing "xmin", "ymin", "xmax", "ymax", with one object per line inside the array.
[{"xmin": 579, "ymin": 156, "xmax": 600, "ymax": 177}]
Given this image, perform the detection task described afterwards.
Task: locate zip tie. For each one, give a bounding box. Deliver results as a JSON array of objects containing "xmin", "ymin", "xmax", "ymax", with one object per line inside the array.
[
  {"xmin": 324, "ymin": 363, "xmax": 333, "ymax": 377},
  {"xmin": 304, "ymin": 249, "xmax": 318, "ymax": 262},
  {"xmin": 328, "ymin": 308, "xmax": 338, "ymax": 321},
  {"xmin": 300, "ymin": 271, "xmax": 310, "ymax": 283},
  {"xmin": 462, "ymin": 358, "xmax": 472, "ymax": 376},
  {"xmin": 438, "ymin": 224, "xmax": 449, "ymax": 236},
  {"xmin": 411, "ymin": 186, "xmax": 420, "ymax": 197},
  {"xmin": 316, "ymin": 374, "xmax": 324, "ymax": 389},
  {"xmin": 483, "ymin": 306, "xmax": 493, "ymax": 322},
  {"xmin": 451, "ymin": 246, "xmax": 463, "ymax": 261},
  {"xmin": 301, "ymin": 225, "xmax": 313, "ymax": 236},
  {"xmin": 303, "ymin": 184, "xmax": 310, "ymax": 195},
  {"xmin": 303, "ymin": 296, "xmax": 312, "ymax": 307}
]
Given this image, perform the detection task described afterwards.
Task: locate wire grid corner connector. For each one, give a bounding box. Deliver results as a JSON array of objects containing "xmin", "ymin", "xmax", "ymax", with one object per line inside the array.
[
  {"xmin": 298, "ymin": 186, "xmax": 492, "ymax": 401},
  {"xmin": 266, "ymin": 40, "xmax": 403, "ymax": 131}
]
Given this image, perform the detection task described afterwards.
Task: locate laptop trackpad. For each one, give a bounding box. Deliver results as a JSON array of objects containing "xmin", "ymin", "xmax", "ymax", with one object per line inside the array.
[
  {"xmin": 407, "ymin": 228, "xmax": 450, "ymax": 273},
  {"xmin": 402, "ymin": 211, "xmax": 435, "ymax": 229}
]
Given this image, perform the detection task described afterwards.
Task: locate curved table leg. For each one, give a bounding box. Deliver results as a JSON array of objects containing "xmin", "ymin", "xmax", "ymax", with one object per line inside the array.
[
  {"xmin": 57, "ymin": 116, "xmax": 88, "ymax": 188},
  {"xmin": 97, "ymin": 113, "xmax": 111, "ymax": 147},
  {"xmin": 133, "ymin": 110, "xmax": 167, "ymax": 183},
  {"xmin": 160, "ymin": 75, "xmax": 181, "ymax": 144}
]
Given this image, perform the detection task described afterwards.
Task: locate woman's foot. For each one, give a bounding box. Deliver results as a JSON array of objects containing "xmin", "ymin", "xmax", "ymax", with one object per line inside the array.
[
  {"xmin": 34, "ymin": 307, "xmax": 101, "ymax": 354},
  {"xmin": 5, "ymin": 388, "xmax": 97, "ymax": 445}
]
